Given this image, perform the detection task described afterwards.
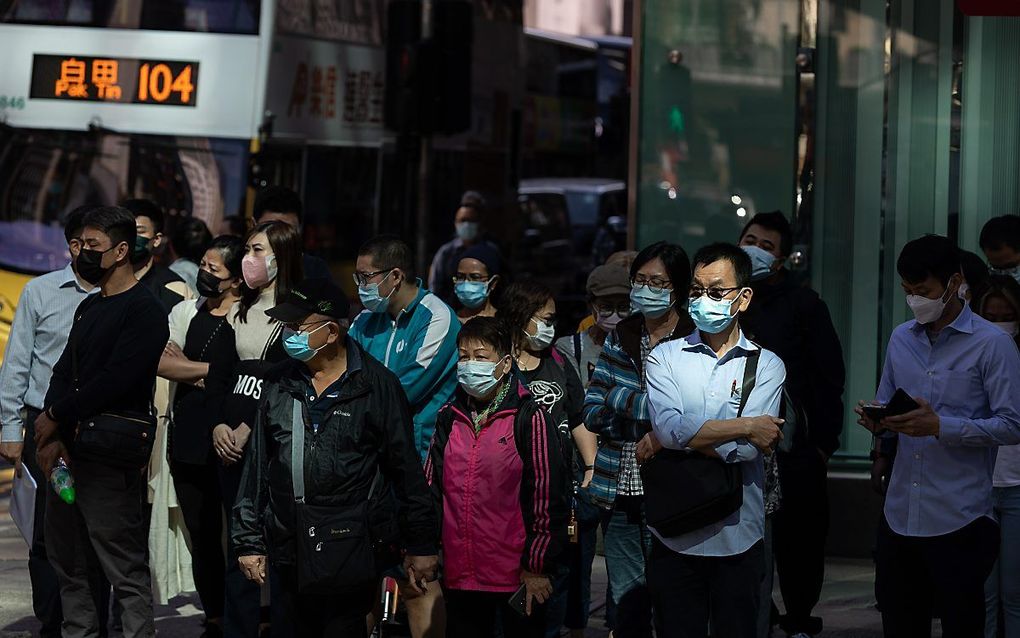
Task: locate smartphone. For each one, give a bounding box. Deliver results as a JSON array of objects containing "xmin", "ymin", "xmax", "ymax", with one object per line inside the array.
[
  {"xmin": 865, "ymin": 389, "xmax": 920, "ymax": 434},
  {"xmin": 508, "ymin": 583, "xmax": 529, "ymax": 617}
]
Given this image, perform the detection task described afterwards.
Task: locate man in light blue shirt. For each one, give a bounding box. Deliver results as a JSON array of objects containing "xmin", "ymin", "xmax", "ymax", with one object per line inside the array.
[
  {"xmin": 0, "ymin": 206, "xmax": 97, "ymax": 638},
  {"xmin": 646, "ymin": 243, "xmax": 785, "ymax": 638},
  {"xmin": 856, "ymin": 234, "xmax": 1020, "ymax": 637}
]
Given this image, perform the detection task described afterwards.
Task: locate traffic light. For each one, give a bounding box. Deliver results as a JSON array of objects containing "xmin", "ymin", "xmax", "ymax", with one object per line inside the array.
[{"xmin": 384, "ymin": 0, "xmax": 472, "ymax": 135}]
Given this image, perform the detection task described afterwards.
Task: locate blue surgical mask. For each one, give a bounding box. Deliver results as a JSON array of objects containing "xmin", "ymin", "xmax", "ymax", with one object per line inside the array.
[
  {"xmin": 358, "ymin": 274, "xmax": 395, "ymax": 313},
  {"xmin": 742, "ymin": 245, "xmax": 778, "ymax": 282},
  {"xmin": 689, "ymin": 296, "xmax": 739, "ymax": 334},
  {"xmin": 456, "ymin": 222, "xmax": 480, "ymax": 242},
  {"xmin": 282, "ymin": 323, "xmax": 330, "ymax": 362},
  {"xmin": 630, "ymin": 285, "xmax": 674, "ymax": 319},
  {"xmin": 455, "ymin": 280, "xmax": 490, "ymax": 309},
  {"xmin": 457, "ymin": 358, "xmax": 508, "ymax": 398}
]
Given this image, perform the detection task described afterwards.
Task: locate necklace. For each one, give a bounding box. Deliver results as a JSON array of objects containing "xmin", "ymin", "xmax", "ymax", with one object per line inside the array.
[{"xmin": 472, "ymin": 379, "xmax": 512, "ymax": 433}]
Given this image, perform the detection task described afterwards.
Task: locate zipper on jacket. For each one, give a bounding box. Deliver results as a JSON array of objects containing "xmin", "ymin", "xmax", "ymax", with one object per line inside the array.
[{"xmin": 384, "ymin": 319, "xmax": 398, "ymax": 367}]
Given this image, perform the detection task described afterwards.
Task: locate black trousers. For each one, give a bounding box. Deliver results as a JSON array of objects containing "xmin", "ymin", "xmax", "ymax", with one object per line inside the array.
[
  {"xmin": 171, "ymin": 459, "xmax": 226, "ymax": 619},
  {"xmin": 773, "ymin": 448, "xmax": 829, "ymax": 634},
  {"xmin": 648, "ymin": 537, "xmax": 764, "ymax": 638},
  {"xmin": 445, "ymin": 588, "xmax": 547, "ymax": 638},
  {"xmin": 22, "ymin": 410, "xmax": 63, "ymax": 638},
  {"xmin": 876, "ymin": 514, "xmax": 999, "ymax": 638},
  {"xmin": 45, "ymin": 458, "xmax": 155, "ymax": 638},
  {"xmin": 275, "ymin": 566, "xmax": 374, "ymax": 638}
]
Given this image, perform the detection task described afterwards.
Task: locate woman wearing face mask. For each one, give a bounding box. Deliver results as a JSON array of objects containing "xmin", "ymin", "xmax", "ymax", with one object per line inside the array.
[
  {"xmin": 425, "ymin": 317, "xmax": 569, "ymax": 637},
  {"xmin": 453, "ymin": 243, "xmax": 502, "ymax": 323},
  {"xmin": 581, "ymin": 241, "xmax": 693, "ymax": 638},
  {"xmin": 158, "ymin": 235, "xmax": 245, "ymax": 638},
  {"xmin": 976, "ymin": 275, "xmax": 1020, "ymax": 638},
  {"xmin": 203, "ymin": 221, "xmax": 304, "ymax": 638},
  {"xmin": 497, "ymin": 281, "xmax": 592, "ymax": 638}
]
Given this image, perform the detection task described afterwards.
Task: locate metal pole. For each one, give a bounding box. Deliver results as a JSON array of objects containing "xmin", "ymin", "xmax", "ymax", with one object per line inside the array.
[{"xmin": 416, "ymin": 0, "xmax": 433, "ymax": 280}]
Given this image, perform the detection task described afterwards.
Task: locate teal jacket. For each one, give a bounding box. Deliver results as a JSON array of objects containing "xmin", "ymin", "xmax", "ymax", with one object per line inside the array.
[{"xmin": 349, "ymin": 284, "xmax": 460, "ymax": 460}]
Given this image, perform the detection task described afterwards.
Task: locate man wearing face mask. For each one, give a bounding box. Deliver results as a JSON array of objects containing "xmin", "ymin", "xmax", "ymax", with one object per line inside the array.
[
  {"xmin": 350, "ymin": 236, "xmax": 459, "ymax": 638},
  {"xmin": 427, "ymin": 191, "xmax": 503, "ymax": 305},
  {"xmin": 232, "ymin": 278, "xmax": 439, "ymax": 637},
  {"xmin": 33, "ymin": 205, "xmax": 169, "ymax": 638},
  {"xmin": 980, "ymin": 214, "xmax": 1020, "ymax": 284},
  {"xmin": 737, "ymin": 211, "xmax": 845, "ymax": 638},
  {"xmin": 122, "ymin": 199, "xmax": 192, "ymax": 314},
  {"xmin": 854, "ymin": 234, "xmax": 1020, "ymax": 636},
  {"xmin": 644, "ymin": 242, "xmax": 786, "ymax": 638},
  {"xmin": 0, "ymin": 205, "xmax": 99, "ymax": 638}
]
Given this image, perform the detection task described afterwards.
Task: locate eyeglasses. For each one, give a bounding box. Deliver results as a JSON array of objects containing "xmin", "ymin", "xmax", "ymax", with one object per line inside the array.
[
  {"xmin": 452, "ymin": 273, "xmax": 491, "ymax": 283},
  {"xmin": 689, "ymin": 285, "xmax": 743, "ymax": 302},
  {"xmin": 352, "ymin": 268, "xmax": 394, "ymax": 287},
  {"xmin": 632, "ymin": 277, "xmax": 672, "ymax": 293},
  {"xmin": 593, "ymin": 303, "xmax": 631, "ymax": 317},
  {"xmin": 283, "ymin": 319, "xmax": 331, "ymax": 333}
]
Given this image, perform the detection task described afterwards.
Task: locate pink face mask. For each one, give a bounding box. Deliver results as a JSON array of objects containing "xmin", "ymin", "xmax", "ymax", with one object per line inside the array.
[{"xmin": 242, "ymin": 254, "xmax": 278, "ymax": 289}]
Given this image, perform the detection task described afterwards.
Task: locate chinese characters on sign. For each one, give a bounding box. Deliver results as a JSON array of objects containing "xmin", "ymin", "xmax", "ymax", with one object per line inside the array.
[
  {"xmin": 31, "ymin": 55, "xmax": 199, "ymax": 107},
  {"xmin": 288, "ymin": 63, "xmax": 383, "ymax": 125}
]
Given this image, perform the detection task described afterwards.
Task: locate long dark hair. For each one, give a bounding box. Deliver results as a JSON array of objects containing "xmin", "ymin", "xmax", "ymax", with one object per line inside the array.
[
  {"xmin": 237, "ymin": 221, "xmax": 304, "ymax": 322},
  {"xmin": 208, "ymin": 234, "xmax": 244, "ymax": 278},
  {"xmin": 497, "ymin": 280, "xmax": 554, "ymax": 352}
]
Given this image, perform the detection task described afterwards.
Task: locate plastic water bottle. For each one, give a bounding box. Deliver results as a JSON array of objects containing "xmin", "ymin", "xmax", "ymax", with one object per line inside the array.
[{"xmin": 50, "ymin": 458, "xmax": 75, "ymax": 505}]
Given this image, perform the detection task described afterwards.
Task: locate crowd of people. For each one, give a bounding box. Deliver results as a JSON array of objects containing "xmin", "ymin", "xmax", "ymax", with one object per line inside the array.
[{"xmin": 0, "ymin": 186, "xmax": 1019, "ymax": 638}]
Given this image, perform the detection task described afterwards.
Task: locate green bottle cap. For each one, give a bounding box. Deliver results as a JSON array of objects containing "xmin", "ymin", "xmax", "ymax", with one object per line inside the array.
[{"xmin": 59, "ymin": 487, "xmax": 75, "ymax": 505}]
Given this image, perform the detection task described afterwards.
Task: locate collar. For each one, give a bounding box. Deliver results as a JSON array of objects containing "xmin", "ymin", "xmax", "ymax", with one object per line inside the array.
[
  {"xmin": 290, "ymin": 336, "xmax": 364, "ymax": 389},
  {"xmin": 682, "ymin": 326, "xmax": 759, "ymax": 358},
  {"xmin": 59, "ymin": 263, "xmax": 93, "ymax": 293},
  {"xmin": 909, "ymin": 300, "xmax": 974, "ymax": 336},
  {"xmin": 396, "ymin": 281, "xmax": 428, "ymax": 318}
]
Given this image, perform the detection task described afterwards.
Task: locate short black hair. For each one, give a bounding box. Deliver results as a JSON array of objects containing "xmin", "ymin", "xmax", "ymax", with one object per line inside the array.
[
  {"xmin": 209, "ymin": 234, "xmax": 245, "ymax": 278},
  {"xmin": 897, "ymin": 234, "xmax": 960, "ymax": 286},
  {"xmin": 960, "ymin": 250, "xmax": 990, "ymax": 296},
  {"xmin": 980, "ymin": 215, "xmax": 1020, "ymax": 252},
  {"xmin": 740, "ymin": 210, "xmax": 793, "ymax": 256},
  {"xmin": 358, "ymin": 234, "xmax": 415, "ymax": 279},
  {"xmin": 82, "ymin": 206, "xmax": 137, "ymax": 250},
  {"xmin": 460, "ymin": 190, "xmax": 486, "ymax": 210},
  {"xmin": 692, "ymin": 243, "xmax": 753, "ymax": 288},
  {"xmin": 254, "ymin": 186, "xmax": 303, "ymax": 223},
  {"xmin": 631, "ymin": 241, "xmax": 691, "ymax": 290},
  {"xmin": 172, "ymin": 217, "xmax": 213, "ymax": 263},
  {"xmin": 457, "ymin": 316, "xmax": 513, "ymax": 358},
  {"xmin": 221, "ymin": 215, "xmax": 248, "ymax": 237},
  {"xmin": 64, "ymin": 204, "xmax": 96, "ymax": 243},
  {"xmin": 121, "ymin": 199, "xmax": 165, "ymax": 232}
]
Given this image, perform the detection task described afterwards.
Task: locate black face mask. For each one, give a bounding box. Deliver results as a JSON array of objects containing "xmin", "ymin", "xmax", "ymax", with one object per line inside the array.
[
  {"xmin": 77, "ymin": 246, "xmax": 116, "ymax": 285},
  {"xmin": 197, "ymin": 269, "xmax": 230, "ymax": 299},
  {"xmin": 130, "ymin": 235, "xmax": 152, "ymax": 265}
]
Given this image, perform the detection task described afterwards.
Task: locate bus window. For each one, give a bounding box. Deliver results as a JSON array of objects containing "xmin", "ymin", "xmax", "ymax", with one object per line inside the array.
[{"xmin": 3, "ymin": 0, "xmax": 261, "ymax": 35}]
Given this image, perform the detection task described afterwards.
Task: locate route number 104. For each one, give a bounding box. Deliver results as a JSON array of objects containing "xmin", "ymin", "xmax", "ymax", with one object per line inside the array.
[{"xmin": 138, "ymin": 63, "xmax": 195, "ymax": 104}]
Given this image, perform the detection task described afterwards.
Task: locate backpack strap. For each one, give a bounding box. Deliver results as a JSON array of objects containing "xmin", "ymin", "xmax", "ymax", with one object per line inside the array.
[
  {"xmin": 736, "ymin": 350, "xmax": 761, "ymax": 418},
  {"xmin": 572, "ymin": 332, "xmax": 583, "ymax": 369}
]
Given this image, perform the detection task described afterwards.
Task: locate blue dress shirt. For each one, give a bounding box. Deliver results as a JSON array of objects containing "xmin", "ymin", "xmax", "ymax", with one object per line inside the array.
[
  {"xmin": 646, "ymin": 329, "xmax": 786, "ymax": 557},
  {"xmin": 877, "ymin": 304, "xmax": 1020, "ymax": 537},
  {"xmin": 0, "ymin": 264, "xmax": 95, "ymax": 442}
]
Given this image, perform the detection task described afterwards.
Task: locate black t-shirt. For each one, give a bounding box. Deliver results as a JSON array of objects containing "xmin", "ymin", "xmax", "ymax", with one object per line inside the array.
[
  {"xmin": 171, "ymin": 307, "xmax": 236, "ymax": 464},
  {"xmin": 518, "ymin": 352, "xmax": 585, "ymax": 475},
  {"xmin": 139, "ymin": 264, "xmax": 186, "ymax": 315}
]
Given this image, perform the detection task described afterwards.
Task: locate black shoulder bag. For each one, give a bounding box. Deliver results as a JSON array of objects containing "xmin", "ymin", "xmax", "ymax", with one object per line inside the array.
[
  {"xmin": 640, "ymin": 350, "xmax": 760, "ymax": 537},
  {"xmin": 70, "ymin": 301, "xmax": 157, "ymax": 471},
  {"xmin": 290, "ymin": 398, "xmax": 379, "ymax": 594}
]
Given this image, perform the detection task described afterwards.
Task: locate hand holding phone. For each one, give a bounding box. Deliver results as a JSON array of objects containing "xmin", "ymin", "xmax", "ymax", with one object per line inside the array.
[{"xmin": 857, "ymin": 389, "xmax": 922, "ymax": 435}]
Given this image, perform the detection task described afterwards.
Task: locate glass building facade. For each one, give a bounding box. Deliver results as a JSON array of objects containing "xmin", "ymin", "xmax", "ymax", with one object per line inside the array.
[{"xmin": 632, "ymin": 0, "xmax": 1020, "ymax": 465}]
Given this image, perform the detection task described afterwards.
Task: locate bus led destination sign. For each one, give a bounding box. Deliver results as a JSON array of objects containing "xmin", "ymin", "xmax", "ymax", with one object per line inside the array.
[{"xmin": 30, "ymin": 55, "xmax": 199, "ymax": 107}]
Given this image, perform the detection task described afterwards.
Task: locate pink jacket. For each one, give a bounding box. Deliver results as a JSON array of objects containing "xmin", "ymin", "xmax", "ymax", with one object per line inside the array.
[{"xmin": 425, "ymin": 380, "xmax": 569, "ymax": 592}]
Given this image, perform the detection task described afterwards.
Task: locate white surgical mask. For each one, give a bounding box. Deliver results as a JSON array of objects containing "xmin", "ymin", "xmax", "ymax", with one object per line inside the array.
[
  {"xmin": 906, "ymin": 287, "xmax": 953, "ymax": 325},
  {"xmin": 524, "ymin": 317, "xmax": 555, "ymax": 351}
]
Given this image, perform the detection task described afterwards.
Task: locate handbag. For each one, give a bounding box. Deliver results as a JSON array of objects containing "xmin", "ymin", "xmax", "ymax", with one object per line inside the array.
[
  {"xmin": 68, "ymin": 300, "xmax": 156, "ymax": 470},
  {"xmin": 290, "ymin": 399, "xmax": 379, "ymax": 594},
  {"xmin": 640, "ymin": 350, "xmax": 760, "ymax": 538}
]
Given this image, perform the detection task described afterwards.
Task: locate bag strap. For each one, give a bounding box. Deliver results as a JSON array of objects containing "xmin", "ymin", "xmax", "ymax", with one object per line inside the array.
[
  {"xmin": 572, "ymin": 332, "xmax": 583, "ymax": 369},
  {"xmin": 291, "ymin": 396, "xmax": 381, "ymax": 505},
  {"xmin": 736, "ymin": 350, "xmax": 761, "ymax": 418}
]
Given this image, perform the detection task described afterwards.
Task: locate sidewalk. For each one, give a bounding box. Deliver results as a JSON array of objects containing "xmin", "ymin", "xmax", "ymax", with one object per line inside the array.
[{"xmin": 0, "ymin": 466, "xmax": 887, "ymax": 637}]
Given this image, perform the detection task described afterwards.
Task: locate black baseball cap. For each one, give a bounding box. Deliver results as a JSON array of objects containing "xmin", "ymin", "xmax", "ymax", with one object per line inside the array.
[{"xmin": 265, "ymin": 278, "xmax": 351, "ymax": 323}]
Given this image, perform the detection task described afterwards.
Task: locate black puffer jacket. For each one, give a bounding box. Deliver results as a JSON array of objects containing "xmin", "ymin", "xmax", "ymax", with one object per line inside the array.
[{"xmin": 231, "ymin": 340, "xmax": 438, "ymax": 563}]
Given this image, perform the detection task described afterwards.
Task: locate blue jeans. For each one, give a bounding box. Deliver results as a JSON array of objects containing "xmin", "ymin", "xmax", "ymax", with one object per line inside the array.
[
  {"xmin": 545, "ymin": 487, "xmax": 601, "ymax": 636},
  {"xmin": 601, "ymin": 496, "xmax": 653, "ymax": 638},
  {"xmin": 987, "ymin": 485, "xmax": 1020, "ymax": 638}
]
